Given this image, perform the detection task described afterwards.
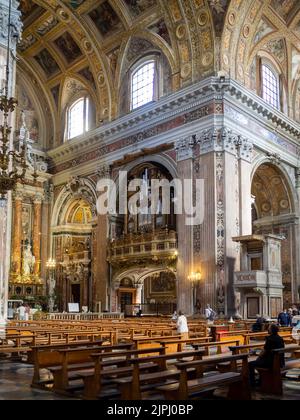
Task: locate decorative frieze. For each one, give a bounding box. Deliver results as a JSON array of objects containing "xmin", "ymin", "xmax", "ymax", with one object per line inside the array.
[
  {"xmin": 175, "ymin": 135, "xmax": 197, "ymax": 161},
  {"xmin": 0, "ymin": 0, "xmax": 22, "ymax": 52}
]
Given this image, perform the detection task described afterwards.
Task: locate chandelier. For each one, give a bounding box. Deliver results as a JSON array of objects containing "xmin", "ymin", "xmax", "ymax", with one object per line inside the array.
[{"xmin": 0, "ymin": 0, "xmax": 31, "ymax": 199}]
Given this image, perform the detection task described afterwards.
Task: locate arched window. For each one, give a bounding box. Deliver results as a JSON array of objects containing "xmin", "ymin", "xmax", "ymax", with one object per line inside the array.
[
  {"xmin": 261, "ymin": 64, "xmax": 280, "ymax": 110},
  {"xmin": 67, "ymin": 97, "xmax": 89, "ymax": 140},
  {"xmin": 131, "ymin": 61, "xmax": 156, "ymax": 110}
]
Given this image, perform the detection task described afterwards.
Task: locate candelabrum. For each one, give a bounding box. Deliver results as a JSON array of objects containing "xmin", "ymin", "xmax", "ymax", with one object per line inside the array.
[{"xmin": 0, "ymin": 0, "xmax": 37, "ymax": 199}]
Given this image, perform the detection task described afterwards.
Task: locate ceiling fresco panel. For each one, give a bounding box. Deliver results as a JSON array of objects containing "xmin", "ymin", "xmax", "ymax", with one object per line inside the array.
[
  {"xmin": 54, "ymin": 32, "xmax": 83, "ymax": 64},
  {"xmin": 88, "ymin": 2, "xmax": 124, "ymax": 37},
  {"xmin": 34, "ymin": 48, "xmax": 60, "ymax": 77},
  {"xmin": 123, "ymin": 0, "xmax": 157, "ymax": 17}
]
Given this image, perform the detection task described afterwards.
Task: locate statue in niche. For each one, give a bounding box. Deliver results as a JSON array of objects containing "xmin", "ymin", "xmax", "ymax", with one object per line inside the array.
[{"xmin": 22, "ymin": 244, "xmax": 35, "ymax": 276}]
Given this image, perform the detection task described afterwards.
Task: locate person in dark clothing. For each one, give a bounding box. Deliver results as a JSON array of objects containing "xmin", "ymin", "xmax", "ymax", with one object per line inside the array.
[
  {"xmin": 249, "ymin": 324, "xmax": 285, "ymax": 387},
  {"xmin": 277, "ymin": 309, "xmax": 291, "ymax": 327},
  {"xmin": 251, "ymin": 315, "xmax": 265, "ymax": 332}
]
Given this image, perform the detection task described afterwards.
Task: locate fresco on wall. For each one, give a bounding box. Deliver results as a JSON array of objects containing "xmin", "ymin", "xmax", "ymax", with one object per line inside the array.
[
  {"xmin": 54, "ymin": 32, "xmax": 82, "ymax": 64},
  {"xmin": 51, "ymin": 84, "xmax": 60, "ymax": 107},
  {"xmin": 124, "ymin": 0, "xmax": 156, "ymax": 17},
  {"xmin": 17, "ymin": 85, "xmax": 40, "ymax": 142},
  {"xmin": 149, "ymin": 19, "xmax": 171, "ymax": 46},
  {"xmin": 34, "ymin": 48, "xmax": 60, "ymax": 77},
  {"xmin": 78, "ymin": 67, "xmax": 96, "ymax": 89},
  {"xmin": 89, "ymin": 2, "xmax": 123, "ymax": 37}
]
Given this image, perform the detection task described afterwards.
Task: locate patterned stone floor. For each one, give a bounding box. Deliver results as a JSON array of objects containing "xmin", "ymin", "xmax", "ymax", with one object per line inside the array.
[{"xmin": 0, "ymin": 358, "xmax": 299, "ymax": 400}]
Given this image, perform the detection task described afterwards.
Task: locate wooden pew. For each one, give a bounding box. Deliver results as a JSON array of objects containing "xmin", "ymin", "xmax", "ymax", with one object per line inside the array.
[
  {"xmin": 113, "ymin": 350, "xmax": 205, "ymax": 400},
  {"xmin": 46, "ymin": 343, "xmax": 136, "ymax": 394},
  {"xmin": 77, "ymin": 347, "xmax": 166, "ymax": 399},
  {"xmin": 256, "ymin": 345, "xmax": 300, "ymax": 395},
  {"xmin": 31, "ymin": 341, "xmax": 132, "ymax": 388},
  {"xmin": 157, "ymin": 354, "xmax": 251, "ymax": 400}
]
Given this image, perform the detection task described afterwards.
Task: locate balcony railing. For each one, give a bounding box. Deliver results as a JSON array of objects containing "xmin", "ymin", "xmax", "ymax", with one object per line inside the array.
[
  {"xmin": 108, "ymin": 229, "xmax": 177, "ymax": 264},
  {"xmin": 234, "ymin": 271, "xmax": 267, "ymax": 288}
]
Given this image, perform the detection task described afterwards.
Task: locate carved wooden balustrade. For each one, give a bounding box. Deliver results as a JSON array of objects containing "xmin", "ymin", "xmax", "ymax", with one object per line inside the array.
[{"xmin": 108, "ymin": 229, "xmax": 177, "ymax": 266}]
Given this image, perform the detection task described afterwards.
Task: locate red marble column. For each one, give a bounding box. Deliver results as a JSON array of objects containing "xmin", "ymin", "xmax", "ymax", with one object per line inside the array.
[
  {"xmin": 11, "ymin": 193, "xmax": 23, "ymax": 277},
  {"xmin": 33, "ymin": 196, "xmax": 42, "ymax": 278}
]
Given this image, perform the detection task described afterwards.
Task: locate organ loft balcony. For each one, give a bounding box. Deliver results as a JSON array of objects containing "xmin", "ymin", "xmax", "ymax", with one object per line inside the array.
[{"xmin": 108, "ymin": 228, "xmax": 178, "ymax": 267}]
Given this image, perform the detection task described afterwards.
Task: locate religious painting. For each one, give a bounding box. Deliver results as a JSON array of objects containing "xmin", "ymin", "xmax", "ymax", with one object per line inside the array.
[
  {"xmin": 54, "ymin": 32, "xmax": 82, "ymax": 64},
  {"xmin": 78, "ymin": 67, "xmax": 96, "ymax": 89},
  {"xmin": 124, "ymin": 0, "xmax": 157, "ymax": 17},
  {"xmin": 51, "ymin": 84, "xmax": 60, "ymax": 107},
  {"xmin": 34, "ymin": 48, "xmax": 60, "ymax": 77},
  {"xmin": 150, "ymin": 272, "xmax": 176, "ymax": 295},
  {"xmin": 89, "ymin": 2, "xmax": 123, "ymax": 37},
  {"xmin": 149, "ymin": 19, "xmax": 171, "ymax": 45}
]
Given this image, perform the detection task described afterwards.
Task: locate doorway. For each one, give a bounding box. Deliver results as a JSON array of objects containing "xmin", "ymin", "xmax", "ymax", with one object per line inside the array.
[
  {"xmin": 120, "ymin": 291, "xmax": 133, "ymax": 313},
  {"xmin": 71, "ymin": 284, "xmax": 81, "ymax": 306}
]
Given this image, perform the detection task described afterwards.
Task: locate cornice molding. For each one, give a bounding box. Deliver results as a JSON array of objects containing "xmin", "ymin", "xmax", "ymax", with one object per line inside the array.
[{"xmin": 47, "ymin": 77, "xmax": 300, "ymax": 169}]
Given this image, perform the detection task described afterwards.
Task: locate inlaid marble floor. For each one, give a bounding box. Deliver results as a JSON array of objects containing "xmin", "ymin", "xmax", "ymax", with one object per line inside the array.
[
  {"xmin": 0, "ymin": 358, "xmax": 299, "ymax": 400},
  {"xmin": 0, "ymin": 359, "xmax": 73, "ymax": 400}
]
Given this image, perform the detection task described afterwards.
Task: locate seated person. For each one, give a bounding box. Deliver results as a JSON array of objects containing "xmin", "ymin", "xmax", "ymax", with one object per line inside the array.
[
  {"xmin": 251, "ymin": 314, "xmax": 265, "ymax": 332},
  {"xmin": 249, "ymin": 324, "xmax": 285, "ymax": 387}
]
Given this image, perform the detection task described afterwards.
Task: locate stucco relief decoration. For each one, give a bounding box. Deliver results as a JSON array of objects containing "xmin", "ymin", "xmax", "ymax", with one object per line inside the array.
[
  {"xmin": 216, "ymin": 151, "xmax": 225, "ymax": 314},
  {"xmin": 65, "ymin": 177, "xmax": 97, "ymax": 217},
  {"xmin": 265, "ymin": 39, "xmax": 286, "ymax": 64}
]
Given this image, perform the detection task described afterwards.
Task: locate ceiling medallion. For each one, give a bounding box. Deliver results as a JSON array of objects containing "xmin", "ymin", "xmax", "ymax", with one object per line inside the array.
[
  {"xmin": 181, "ymin": 63, "xmax": 191, "ymax": 79},
  {"xmin": 228, "ymin": 13, "xmax": 236, "ymax": 26},
  {"xmin": 82, "ymin": 38, "xmax": 93, "ymax": 54},
  {"xmin": 176, "ymin": 24, "xmax": 186, "ymax": 40},
  {"xmin": 202, "ymin": 52, "xmax": 213, "ymax": 67},
  {"xmin": 243, "ymin": 25, "xmax": 250, "ymax": 38},
  {"xmin": 98, "ymin": 72, "xmax": 106, "ymax": 87},
  {"xmin": 57, "ymin": 8, "xmax": 71, "ymax": 23},
  {"xmin": 198, "ymin": 12, "xmax": 208, "ymax": 27}
]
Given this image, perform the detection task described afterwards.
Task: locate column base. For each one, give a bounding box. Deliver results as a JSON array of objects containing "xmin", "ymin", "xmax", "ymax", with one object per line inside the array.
[{"xmin": 0, "ymin": 319, "xmax": 7, "ymax": 339}]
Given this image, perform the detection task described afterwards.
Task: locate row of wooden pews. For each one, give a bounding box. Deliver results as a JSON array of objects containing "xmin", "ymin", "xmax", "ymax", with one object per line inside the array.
[{"xmin": 2, "ymin": 318, "xmax": 299, "ymax": 400}]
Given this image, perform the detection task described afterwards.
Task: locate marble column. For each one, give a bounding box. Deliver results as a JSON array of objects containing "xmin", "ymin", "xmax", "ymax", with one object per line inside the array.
[
  {"xmin": 135, "ymin": 284, "xmax": 143, "ymax": 305},
  {"xmin": 175, "ymin": 136, "xmax": 195, "ymax": 316},
  {"xmin": 33, "ymin": 196, "xmax": 43, "ymax": 278},
  {"xmin": 0, "ymin": 0, "xmax": 22, "ymax": 328},
  {"xmin": 11, "ymin": 193, "xmax": 23, "ymax": 277},
  {"xmin": 93, "ymin": 165, "xmax": 111, "ymax": 312}
]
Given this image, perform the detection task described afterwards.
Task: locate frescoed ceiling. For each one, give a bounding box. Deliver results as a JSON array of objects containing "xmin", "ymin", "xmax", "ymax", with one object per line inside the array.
[{"xmin": 16, "ymin": 0, "xmax": 300, "ymax": 148}]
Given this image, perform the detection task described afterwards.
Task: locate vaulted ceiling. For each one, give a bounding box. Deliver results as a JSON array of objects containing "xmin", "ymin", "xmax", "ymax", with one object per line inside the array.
[{"xmin": 16, "ymin": 0, "xmax": 300, "ymax": 149}]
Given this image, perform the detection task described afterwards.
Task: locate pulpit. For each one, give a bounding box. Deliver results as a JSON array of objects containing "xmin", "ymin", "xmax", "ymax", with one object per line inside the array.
[{"xmin": 233, "ymin": 234, "xmax": 284, "ymax": 319}]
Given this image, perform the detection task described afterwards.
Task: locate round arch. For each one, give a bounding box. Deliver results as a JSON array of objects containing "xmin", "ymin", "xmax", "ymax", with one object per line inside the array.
[{"xmin": 51, "ymin": 177, "xmax": 97, "ymax": 228}]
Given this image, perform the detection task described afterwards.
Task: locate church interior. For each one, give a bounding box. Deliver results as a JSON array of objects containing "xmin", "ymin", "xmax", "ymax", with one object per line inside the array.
[{"xmin": 0, "ymin": 0, "xmax": 300, "ymax": 401}]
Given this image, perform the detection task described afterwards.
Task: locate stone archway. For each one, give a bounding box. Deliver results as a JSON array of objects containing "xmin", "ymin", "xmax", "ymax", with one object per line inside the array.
[
  {"xmin": 251, "ymin": 162, "xmax": 297, "ymax": 306},
  {"xmin": 51, "ymin": 177, "xmax": 97, "ymax": 312},
  {"xmin": 111, "ymin": 267, "xmax": 177, "ymax": 315}
]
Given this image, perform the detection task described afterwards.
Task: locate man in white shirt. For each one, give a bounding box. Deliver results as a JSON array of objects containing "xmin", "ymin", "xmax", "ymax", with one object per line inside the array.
[
  {"xmin": 17, "ymin": 304, "xmax": 26, "ymax": 321},
  {"xmin": 177, "ymin": 310, "xmax": 189, "ymax": 340}
]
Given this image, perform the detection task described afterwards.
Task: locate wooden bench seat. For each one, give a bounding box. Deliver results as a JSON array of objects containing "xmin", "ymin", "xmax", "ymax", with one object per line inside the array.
[
  {"xmin": 157, "ymin": 354, "xmax": 251, "ymax": 400},
  {"xmin": 30, "ymin": 340, "xmax": 131, "ymax": 387},
  {"xmin": 112, "ymin": 350, "xmax": 205, "ymax": 400},
  {"xmin": 256, "ymin": 345, "xmax": 300, "ymax": 395}
]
